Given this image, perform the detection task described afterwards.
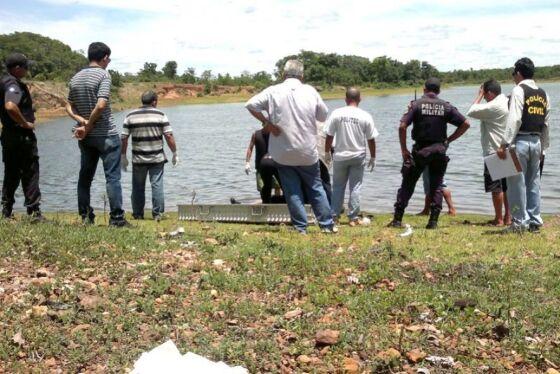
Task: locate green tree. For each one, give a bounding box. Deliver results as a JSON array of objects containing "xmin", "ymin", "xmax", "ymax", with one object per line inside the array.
[{"xmin": 162, "ymin": 61, "xmax": 177, "ymax": 80}]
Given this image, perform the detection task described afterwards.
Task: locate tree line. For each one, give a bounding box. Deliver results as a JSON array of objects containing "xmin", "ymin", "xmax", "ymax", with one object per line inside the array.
[{"xmin": 2, "ymin": 32, "xmax": 559, "ymax": 90}]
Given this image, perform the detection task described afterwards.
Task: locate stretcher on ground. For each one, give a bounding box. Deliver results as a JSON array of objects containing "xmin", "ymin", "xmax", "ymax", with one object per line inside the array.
[{"xmin": 177, "ymin": 204, "xmax": 315, "ymax": 224}]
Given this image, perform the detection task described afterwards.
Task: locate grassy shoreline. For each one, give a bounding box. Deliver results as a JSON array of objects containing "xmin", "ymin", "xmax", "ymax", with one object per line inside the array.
[{"xmin": 1, "ymin": 212, "xmax": 559, "ymax": 372}]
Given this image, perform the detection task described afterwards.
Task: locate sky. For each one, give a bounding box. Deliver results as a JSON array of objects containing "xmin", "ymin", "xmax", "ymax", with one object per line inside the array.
[{"xmin": 1, "ymin": 0, "xmax": 559, "ymax": 76}]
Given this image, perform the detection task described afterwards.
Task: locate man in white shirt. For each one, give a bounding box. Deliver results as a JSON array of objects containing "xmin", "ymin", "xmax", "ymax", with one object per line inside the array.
[
  {"xmin": 245, "ymin": 60, "xmax": 335, "ymax": 234},
  {"xmin": 497, "ymin": 58, "xmax": 551, "ymax": 232},
  {"xmin": 467, "ymin": 79, "xmax": 511, "ymax": 226},
  {"xmin": 324, "ymin": 88, "xmax": 378, "ymax": 225}
]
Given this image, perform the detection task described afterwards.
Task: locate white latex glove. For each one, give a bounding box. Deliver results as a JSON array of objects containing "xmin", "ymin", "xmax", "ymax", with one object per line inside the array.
[
  {"xmin": 244, "ymin": 162, "xmax": 252, "ymax": 175},
  {"xmin": 367, "ymin": 158, "xmax": 376, "ymax": 172},
  {"xmin": 172, "ymin": 152, "xmax": 179, "ymax": 166},
  {"xmin": 121, "ymin": 154, "xmax": 128, "ymax": 171}
]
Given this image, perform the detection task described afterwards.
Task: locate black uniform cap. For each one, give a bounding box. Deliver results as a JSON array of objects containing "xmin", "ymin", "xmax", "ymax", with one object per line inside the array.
[
  {"xmin": 5, "ymin": 53, "xmax": 33, "ymax": 69},
  {"xmin": 424, "ymin": 77, "xmax": 441, "ymax": 93}
]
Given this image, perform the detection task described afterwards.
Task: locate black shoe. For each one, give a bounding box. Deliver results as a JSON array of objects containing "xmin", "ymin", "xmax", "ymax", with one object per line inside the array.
[
  {"xmin": 528, "ymin": 223, "xmax": 541, "ymax": 233},
  {"xmin": 389, "ymin": 210, "xmax": 404, "ymax": 228},
  {"xmin": 132, "ymin": 214, "xmax": 144, "ymax": 220},
  {"xmin": 109, "ymin": 217, "xmax": 132, "ymax": 228},
  {"xmin": 82, "ymin": 216, "xmax": 95, "ymax": 225},
  {"xmin": 29, "ymin": 211, "xmax": 47, "ymax": 223},
  {"xmin": 426, "ymin": 209, "xmax": 440, "ymax": 230}
]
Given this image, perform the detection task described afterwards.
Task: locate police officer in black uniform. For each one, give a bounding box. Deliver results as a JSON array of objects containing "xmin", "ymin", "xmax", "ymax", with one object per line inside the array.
[
  {"xmin": 390, "ymin": 78, "xmax": 470, "ymax": 229},
  {"xmin": 0, "ymin": 53, "xmax": 43, "ymax": 220}
]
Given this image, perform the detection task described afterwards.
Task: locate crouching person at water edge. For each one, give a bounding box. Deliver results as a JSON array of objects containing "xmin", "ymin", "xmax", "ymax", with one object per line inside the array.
[
  {"xmin": 390, "ymin": 78, "xmax": 470, "ymax": 229},
  {"xmin": 121, "ymin": 91, "xmax": 178, "ymax": 221},
  {"xmin": 0, "ymin": 53, "xmax": 44, "ymax": 221},
  {"xmin": 66, "ymin": 42, "xmax": 129, "ymax": 227},
  {"xmin": 497, "ymin": 57, "xmax": 550, "ymax": 233},
  {"xmin": 245, "ymin": 59, "xmax": 336, "ymax": 234}
]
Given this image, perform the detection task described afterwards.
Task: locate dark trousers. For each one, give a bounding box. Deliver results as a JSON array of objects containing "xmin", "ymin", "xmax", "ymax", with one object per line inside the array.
[
  {"xmin": 395, "ymin": 144, "xmax": 449, "ymax": 214},
  {"xmin": 258, "ymin": 158, "xmax": 282, "ymax": 204},
  {"xmin": 1, "ymin": 131, "xmax": 41, "ymax": 215}
]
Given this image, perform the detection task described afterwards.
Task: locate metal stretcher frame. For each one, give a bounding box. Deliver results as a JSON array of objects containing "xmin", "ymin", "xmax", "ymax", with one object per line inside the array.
[{"xmin": 177, "ymin": 204, "xmax": 315, "ymax": 224}]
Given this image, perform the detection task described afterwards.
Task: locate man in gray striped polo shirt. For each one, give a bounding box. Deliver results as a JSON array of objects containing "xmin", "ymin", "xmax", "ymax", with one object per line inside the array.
[
  {"xmin": 121, "ymin": 91, "xmax": 177, "ymax": 220},
  {"xmin": 66, "ymin": 42, "xmax": 128, "ymax": 227}
]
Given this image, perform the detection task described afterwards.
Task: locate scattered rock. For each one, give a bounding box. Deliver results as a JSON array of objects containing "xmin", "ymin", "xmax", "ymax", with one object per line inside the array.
[
  {"xmin": 204, "ymin": 238, "xmax": 219, "ymax": 245},
  {"xmin": 343, "ymin": 357, "xmax": 360, "ymax": 373},
  {"xmin": 210, "ymin": 289, "xmax": 218, "ymax": 298},
  {"xmin": 212, "ymin": 259, "xmax": 225, "ymax": 267},
  {"xmin": 406, "ymin": 349, "xmax": 427, "ymax": 363},
  {"xmin": 315, "ymin": 329, "xmax": 340, "ymax": 346},
  {"xmin": 12, "ymin": 332, "xmax": 26, "ymax": 346},
  {"xmin": 376, "ymin": 348, "xmax": 401, "ymax": 361},
  {"xmin": 453, "ymin": 298, "xmax": 477, "ymax": 310},
  {"xmin": 492, "ymin": 324, "xmax": 510, "ymax": 340},
  {"xmin": 78, "ymin": 294, "xmax": 104, "ymax": 310},
  {"xmin": 297, "ymin": 355, "xmax": 311, "ymax": 364},
  {"xmin": 426, "ymin": 355, "xmax": 455, "ymax": 368},
  {"xmin": 284, "ymin": 308, "xmax": 303, "ymax": 320},
  {"xmin": 31, "ymin": 305, "xmax": 48, "ymax": 317},
  {"xmin": 35, "ymin": 268, "xmax": 53, "ymax": 278},
  {"xmin": 417, "ymin": 368, "xmax": 430, "ymax": 374},
  {"xmin": 546, "ymin": 369, "xmax": 560, "ymax": 374}
]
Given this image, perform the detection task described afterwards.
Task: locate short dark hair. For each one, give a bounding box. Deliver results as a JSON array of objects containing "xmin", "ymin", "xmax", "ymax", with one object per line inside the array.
[
  {"xmin": 513, "ymin": 57, "xmax": 535, "ymax": 79},
  {"xmin": 88, "ymin": 42, "xmax": 111, "ymax": 62},
  {"xmin": 345, "ymin": 87, "xmax": 360, "ymax": 102},
  {"xmin": 141, "ymin": 90, "xmax": 158, "ymax": 105},
  {"xmin": 483, "ymin": 79, "xmax": 501, "ymax": 95},
  {"xmin": 424, "ymin": 77, "xmax": 441, "ymax": 94}
]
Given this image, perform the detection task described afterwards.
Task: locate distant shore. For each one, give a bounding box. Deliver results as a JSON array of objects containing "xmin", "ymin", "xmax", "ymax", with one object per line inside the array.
[{"xmin": 29, "ymin": 79, "xmax": 560, "ymax": 124}]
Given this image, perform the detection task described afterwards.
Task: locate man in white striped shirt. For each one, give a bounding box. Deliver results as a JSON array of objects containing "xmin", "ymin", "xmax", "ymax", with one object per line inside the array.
[
  {"xmin": 66, "ymin": 42, "xmax": 128, "ymax": 227},
  {"xmin": 121, "ymin": 91, "xmax": 178, "ymax": 220}
]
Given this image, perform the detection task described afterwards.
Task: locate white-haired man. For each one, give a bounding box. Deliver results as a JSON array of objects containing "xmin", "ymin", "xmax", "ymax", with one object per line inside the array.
[{"xmin": 245, "ymin": 60, "xmax": 335, "ymax": 233}]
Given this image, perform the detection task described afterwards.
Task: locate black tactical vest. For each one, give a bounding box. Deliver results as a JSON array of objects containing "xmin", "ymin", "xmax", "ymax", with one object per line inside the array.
[
  {"xmin": 0, "ymin": 74, "xmax": 35, "ymax": 133},
  {"xmin": 254, "ymin": 129, "xmax": 269, "ymax": 170},
  {"xmin": 519, "ymin": 84, "xmax": 547, "ymax": 134},
  {"xmin": 411, "ymin": 95, "xmax": 448, "ymax": 145}
]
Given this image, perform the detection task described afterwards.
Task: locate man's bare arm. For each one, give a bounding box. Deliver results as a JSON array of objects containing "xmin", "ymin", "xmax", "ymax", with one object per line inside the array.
[
  {"xmin": 65, "ymin": 101, "xmax": 87, "ymax": 125},
  {"xmin": 5, "ymin": 102, "xmax": 34, "ymax": 130},
  {"xmin": 399, "ymin": 122, "xmax": 411, "ymax": 161},
  {"xmin": 367, "ymin": 138, "xmax": 376, "ymax": 159},
  {"xmin": 164, "ymin": 133, "xmax": 177, "ymax": 153},
  {"xmin": 447, "ymin": 121, "xmax": 470, "ymax": 144},
  {"xmin": 245, "ymin": 133, "xmax": 255, "ymax": 163},
  {"xmin": 85, "ymin": 98, "xmax": 108, "ymax": 134},
  {"xmin": 247, "ymin": 108, "xmax": 280, "ymax": 136}
]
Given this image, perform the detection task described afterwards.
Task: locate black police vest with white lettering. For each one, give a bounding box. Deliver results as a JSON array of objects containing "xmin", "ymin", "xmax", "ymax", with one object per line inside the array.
[
  {"xmin": 519, "ymin": 84, "xmax": 547, "ymax": 134},
  {"xmin": 254, "ymin": 129, "xmax": 269, "ymax": 170},
  {"xmin": 0, "ymin": 74, "xmax": 35, "ymax": 132},
  {"xmin": 411, "ymin": 96, "xmax": 448, "ymax": 145}
]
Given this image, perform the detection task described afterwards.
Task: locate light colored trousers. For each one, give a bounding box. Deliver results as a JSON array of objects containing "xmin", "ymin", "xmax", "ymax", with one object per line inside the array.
[
  {"xmin": 506, "ymin": 134, "xmax": 543, "ymax": 229},
  {"xmin": 332, "ymin": 155, "xmax": 365, "ymax": 220}
]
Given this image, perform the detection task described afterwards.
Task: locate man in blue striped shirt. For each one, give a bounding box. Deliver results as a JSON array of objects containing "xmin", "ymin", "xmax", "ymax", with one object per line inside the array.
[
  {"xmin": 66, "ymin": 42, "xmax": 128, "ymax": 227},
  {"xmin": 121, "ymin": 91, "xmax": 178, "ymax": 220}
]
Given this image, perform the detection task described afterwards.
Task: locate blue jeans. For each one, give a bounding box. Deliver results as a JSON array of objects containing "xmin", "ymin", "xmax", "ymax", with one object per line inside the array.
[
  {"xmin": 277, "ymin": 162, "xmax": 334, "ymax": 232},
  {"xmin": 506, "ymin": 134, "xmax": 543, "ymax": 229},
  {"xmin": 332, "ymin": 155, "xmax": 365, "ymax": 220},
  {"xmin": 132, "ymin": 162, "xmax": 165, "ymax": 218},
  {"xmin": 78, "ymin": 135, "xmax": 124, "ymax": 220}
]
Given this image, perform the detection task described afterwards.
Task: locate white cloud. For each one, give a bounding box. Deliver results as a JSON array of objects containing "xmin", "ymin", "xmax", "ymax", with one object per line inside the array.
[{"xmin": 2, "ymin": 0, "xmax": 559, "ymax": 75}]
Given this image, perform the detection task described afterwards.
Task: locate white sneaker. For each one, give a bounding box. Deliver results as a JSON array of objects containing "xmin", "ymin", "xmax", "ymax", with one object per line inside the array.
[{"xmin": 321, "ymin": 225, "xmax": 339, "ymax": 234}]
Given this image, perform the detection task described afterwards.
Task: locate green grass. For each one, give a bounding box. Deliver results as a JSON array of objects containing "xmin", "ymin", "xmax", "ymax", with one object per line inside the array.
[{"xmin": 0, "ymin": 213, "xmax": 559, "ymax": 372}]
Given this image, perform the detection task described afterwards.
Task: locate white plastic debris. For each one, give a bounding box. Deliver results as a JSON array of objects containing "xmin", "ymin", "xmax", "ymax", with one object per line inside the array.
[
  {"xmin": 168, "ymin": 227, "xmax": 185, "ymax": 237},
  {"xmin": 426, "ymin": 355, "xmax": 455, "ymax": 367},
  {"xmin": 399, "ymin": 224, "xmax": 413, "ymax": 237},
  {"xmin": 132, "ymin": 340, "xmax": 248, "ymax": 374},
  {"xmin": 361, "ymin": 217, "xmax": 371, "ymax": 226}
]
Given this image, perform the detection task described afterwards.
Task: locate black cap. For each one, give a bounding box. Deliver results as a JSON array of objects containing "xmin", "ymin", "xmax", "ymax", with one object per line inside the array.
[
  {"xmin": 425, "ymin": 77, "xmax": 441, "ymax": 93},
  {"xmin": 5, "ymin": 53, "xmax": 32, "ymax": 69}
]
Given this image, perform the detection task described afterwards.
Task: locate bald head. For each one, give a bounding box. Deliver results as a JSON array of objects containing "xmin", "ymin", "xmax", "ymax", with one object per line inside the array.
[{"xmin": 345, "ymin": 87, "xmax": 361, "ymax": 105}]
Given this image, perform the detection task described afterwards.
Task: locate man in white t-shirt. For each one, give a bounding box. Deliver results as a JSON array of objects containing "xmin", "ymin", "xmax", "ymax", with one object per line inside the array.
[
  {"xmin": 467, "ymin": 79, "xmax": 510, "ymax": 226},
  {"xmin": 245, "ymin": 60, "xmax": 335, "ymax": 234},
  {"xmin": 324, "ymin": 87, "xmax": 378, "ymax": 224}
]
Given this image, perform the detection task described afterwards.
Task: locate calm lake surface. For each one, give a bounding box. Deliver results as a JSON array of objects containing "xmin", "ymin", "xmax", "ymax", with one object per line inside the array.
[{"xmin": 2, "ymin": 83, "xmax": 559, "ymax": 214}]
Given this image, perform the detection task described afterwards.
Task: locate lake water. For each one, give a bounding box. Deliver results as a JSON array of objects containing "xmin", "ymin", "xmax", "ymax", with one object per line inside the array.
[{"xmin": 1, "ymin": 83, "xmax": 559, "ymax": 214}]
